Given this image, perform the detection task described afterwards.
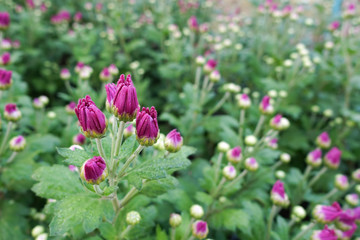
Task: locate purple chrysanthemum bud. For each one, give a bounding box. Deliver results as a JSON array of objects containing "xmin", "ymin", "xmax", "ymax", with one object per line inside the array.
[
  {"xmin": 126, "ymin": 211, "xmax": 141, "ymax": 225},
  {"xmin": 136, "ymin": 106, "xmax": 159, "ymax": 146},
  {"xmin": 351, "ymin": 169, "xmax": 360, "ymax": 183},
  {"xmin": 195, "ymin": 56, "xmax": 205, "ymax": 66},
  {"xmin": 190, "ymin": 204, "xmax": 204, "ymax": 219},
  {"xmin": 79, "ymin": 65, "xmax": 93, "ymax": 79},
  {"xmin": 0, "ymin": 69, "xmax": 12, "ymax": 90},
  {"xmin": 306, "ymin": 148, "xmax": 322, "ymax": 167},
  {"xmin": 75, "ymin": 95, "xmax": 107, "ymax": 138},
  {"xmin": 108, "ymin": 64, "xmax": 119, "ymax": 75},
  {"xmin": 270, "ymin": 114, "xmax": 282, "ymax": 130},
  {"xmin": 60, "ymin": 68, "xmax": 71, "ymax": 80},
  {"xmin": 4, "ymin": 103, "xmax": 21, "ymax": 122},
  {"xmin": 271, "ymin": 180, "xmax": 289, "ymax": 207},
  {"xmin": 188, "ymin": 16, "xmax": 198, "ymax": 31},
  {"xmin": 80, "ymin": 156, "xmax": 108, "ymax": 185},
  {"xmin": 0, "ymin": 52, "xmax": 11, "ymax": 65},
  {"xmin": 1, "ymin": 39, "xmax": 12, "ymax": 50},
  {"xmin": 345, "ymin": 194, "xmax": 359, "ymax": 207},
  {"xmin": 12, "ymin": 40, "xmax": 20, "ymax": 49},
  {"xmin": 311, "ymin": 225, "xmax": 338, "ymax": 240},
  {"xmin": 0, "ymin": 12, "xmax": 10, "ymax": 30},
  {"xmin": 69, "ymin": 144, "xmax": 83, "ymax": 151},
  {"xmin": 9, "ymin": 135, "xmax": 26, "ymax": 152},
  {"xmin": 164, "ymin": 129, "xmax": 183, "ymax": 153},
  {"xmin": 259, "ymin": 96, "xmax": 274, "ymax": 115},
  {"xmin": 316, "ymin": 132, "xmax": 331, "ymax": 149},
  {"xmin": 209, "ymin": 70, "xmax": 220, "ymax": 82},
  {"xmin": 74, "ymin": 12, "xmax": 82, "ymax": 22},
  {"xmin": 124, "ymin": 123, "xmax": 135, "ymax": 138},
  {"xmin": 169, "ymin": 213, "xmax": 182, "ymax": 228},
  {"xmin": 313, "ymin": 202, "xmax": 342, "ymax": 223},
  {"xmin": 226, "ymin": 146, "xmax": 242, "ymax": 164},
  {"xmin": 99, "ymin": 67, "xmax": 111, "ymax": 82},
  {"xmin": 106, "ymin": 74, "xmax": 139, "ymax": 121},
  {"xmin": 222, "ymin": 165, "xmax": 236, "ymax": 180},
  {"xmin": 328, "ymin": 21, "xmax": 340, "ymax": 31},
  {"xmin": 244, "ymin": 157, "xmax": 259, "ymax": 172},
  {"xmin": 68, "ymin": 165, "xmax": 78, "ymax": 172},
  {"xmin": 203, "ymin": 59, "xmax": 217, "ymax": 74},
  {"xmin": 192, "ymin": 220, "xmax": 209, "ymax": 239},
  {"xmin": 267, "ymin": 138, "xmax": 278, "ymax": 149},
  {"xmin": 334, "ymin": 174, "xmax": 349, "ymax": 191},
  {"xmin": 335, "ymin": 209, "xmax": 356, "ymax": 232},
  {"xmin": 324, "ymin": 147, "xmax": 341, "ymax": 169},
  {"xmin": 236, "ymin": 93, "xmax": 251, "ymax": 109},
  {"xmin": 66, "ymin": 101, "xmax": 76, "ymax": 114},
  {"xmin": 75, "ymin": 62, "xmax": 85, "ymax": 73},
  {"xmin": 33, "ymin": 98, "xmax": 44, "ymax": 109},
  {"xmin": 72, "ymin": 133, "xmax": 86, "ymax": 145}
]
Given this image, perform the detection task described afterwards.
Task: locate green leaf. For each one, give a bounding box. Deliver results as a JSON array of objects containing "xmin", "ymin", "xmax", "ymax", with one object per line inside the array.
[
  {"xmin": 195, "ymin": 192, "xmax": 213, "ymax": 206},
  {"xmin": 155, "ymin": 225, "xmax": 168, "ymax": 240},
  {"xmin": 274, "ymin": 216, "xmax": 289, "ymax": 240},
  {"xmin": 57, "ymin": 147, "xmax": 93, "ymax": 167},
  {"xmin": 32, "ymin": 165, "xmax": 84, "ymax": 200},
  {"xmin": 142, "ymin": 176, "xmax": 178, "ymax": 197},
  {"xmin": 50, "ymin": 193, "xmax": 114, "ymax": 236},
  {"xmin": 0, "ymin": 201, "xmax": 29, "ymax": 240},
  {"xmin": 117, "ymin": 135, "xmax": 137, "ymax": 160},
  {"xmin": 209, "ymin": 209, "xmax": 250, "ymax": 233}
]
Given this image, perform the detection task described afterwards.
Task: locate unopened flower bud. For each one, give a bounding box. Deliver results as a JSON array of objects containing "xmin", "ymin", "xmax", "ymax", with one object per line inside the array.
[
  {"xmin": 267, "ymin": 138, "xmax": 278, "ymax": 149},
  {"xmin": 192, "ymin": 220, "xmax": 209, "ymax": 239},
  {"xmin": 259, "ymin": 96, "xmax": 274, "ymax": 115},
  {"xmin": 169, "ymin": 213, "xmax": 182, "ymax": 228},
  {"xmin": 270, "ymin": 114, "xmax": 283, "ymax": 130},
  {"xmin": 316, "ymin": 132, "xmax": 331, "ymax": 149},
  {"xmin": 291, "ymin": 206, "xmax": 306, "ymax": 222},
  {"xmin": 351, "ymin": 169, "xmax": 360, "ymax": 183},
  {"xmin": 60, "ymin": 68, "xmax": 71, "ymax": 80},
  {"xmin": 279, "ymin": 90, "xmax": 288, "ymax": 98},
  {"xmin": 0, "ymin": 68, "xmax": 12, "ymax": 90},
  {"xmin": 126, "ymin": 211, "xmax": 141, "ymax": 225},
  {"xmin": 311, "ymin": 105, "xmax": 320, "ymax": 113},
  {"xmin": 196, "ymin": 56, "xmax": 205, "ymax": 66},
  {"xmin": 275, "ymin": 170, "xmax": 286, "ymax": 179},
  {"xmin": 190, "ymin": 204, "xmax": 204, "ymax": 219},
  {"xmin": 124, "ymin": 123, "xmax": 135, "ymax": 139},
  {"xmin": 245, "ymin": 157, "xmax": 259, "ymax": 172},
  {"xmin": 223, "ymin": 83, "xmax": 241, "ymax": 93},
  {"xmin": 31, "ymin": 225, "xmax": 45, "ymax": 237},
  {"xmin": 72, "ymin": 133, "xmax": 86, "ymax": 145},
  {"xmin": 312, "ymin": 202, "xmax": 342, "ymax": 223},
  {"xmin": 209, "ymin": 70, "xmax": 221, "ymax": 82},
  {"xmin": 33, "ymin": 98, "xmax": 44, "ymax": 109},
  {"xmin": 99, "ymin": 67, "xmax": 111, "ymax": 82},
  {"xmin": 226, "ymin": 146, "xmax": 241, "ymax": 164},
  {"xmin": 136, "ymin": 107, "xmax": 160, "ymax": 146},
  {"xmin": 217, "ymin": 141, "xmax": 230, "ymax": 153},
  {"xmin": 280, "ymin": 153, "xmax": 291, "ymax": 163},
  {"xmin": 39, "ymin": 96, "xmax": 49, "ymax": 106},
  {"xmin": 47, "ymin": 111, "xmax": 56, "ymax": 119},
  {"xmin": 311, "ymin": 225, "xmax": 337, "ymax": 240},
  {"xmin": 306, "ymin": 148, "xmax": 322, "ymax": 167},
  {"xmin": 271, "ymin": 180, "xmax": 290, "ymax": 207},
  {"xmin": 222, "ymin": 165, "xmax": 236, "ymax": 180},
  {"xmin": 324, "ymin": 147, "xmax": 341, "ymax": 170},
  {"xmin": 35, "ymin": 233, "xmax": 48, "ymax": 240},
  {"xmin": 69, "ymin": 144, "xmax": 83, "ymax": 151},
  {"xmin": 334, "ymin": 174, "xmax": 349, "ymax": 191},
  {"xmin": 245, "ymin": 135, "xmax": 257, "ymax": 146},
  {"xmin": 236, "ymin": 93, "xmax": 251, "ymax": 109},
  {"xmin": 355, "ymin": 185, "xmax": 360, "ymax": 194},
  {"xmin": 108, "ymin": 64, "xmax": 119, "ymax": 75},
  {"xmin": 4, "ymin": 103, "xmax": 21, "ymax": 122},
  {"xmin": 323, "ymin": 109, "xmax": 333, "ymax": 118},
  {"xmin": 80, "ymin": 156, "xmax": 108, "ymax": 185},
  {"xmin": 268, "ymin": 90, "xmax": 277, "ymax": 98},
  {"xmin": 9, "ymin": 135, "xmax": 26, "ymax": 152},
  {"xmin": 345, "ymin": 194, "xmax": 359, "ymax": 207},
  {"xmin": 252, "ymin": 91, "xmax": 260, "ymax": 98},
  {"xmin": 165, "ymin": 129, "xmax": 183, "ymax": 153},
  {"xmin": 203, "ymin": 59, "xmax": 217, "ymax": 74}
]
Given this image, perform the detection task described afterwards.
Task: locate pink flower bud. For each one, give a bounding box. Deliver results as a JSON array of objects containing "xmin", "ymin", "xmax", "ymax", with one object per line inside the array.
[
  {"xmin": 236, "ymin": 93, "xmax": 251, "ymax": 109},
  {"xmin": 199, "ymin": 23, "xmax": 209, "ymax": 33},
  {"xmin": 0, "ymin": 12, "xmax": 10, "ymax": 30},
  {"xmin": 335, "ymin": 209, "xmax": 356, "ymax": 232},
  {"xmin": 75, "ymin": 95, "xmax": 107, "ymax": 138},
  {"xmin": 203, "ymin": 59, "xmax": 217, "ymax": 74},
  {"xmin": 1, "ymin": 39, "xmax": 11, "ymax": 50},
  {"xmin": 80, "ymin": 156, "xmax": 108, "ymax": 185},
  {"xmin": 244, "ymin": 157, "xmax": 259, "ymax": 172},
  {"xmin": 72, "ymin": 133, "xmax": 86, "ymax": 145},
  {"xmin": 226, "ymin": 146, "xmax": 242, "ymax": 164},
  {"xmin": 136, "ymin": 106, "xmax": 159, "ymax": 146},
  {"xmin": 270, "ymin": 114, "xmax": 282, "ymax": 130},
  {"xmin": 313, "ymin": 202, "xmax": 342, "ymax": 223},
  {"xmin": 329, "ymin": 21, "xmax": 340, "ymax": 31},
  {"xmin": 12, "ymin": 40, "xmax": 20, "ymax": 49},
  {"xmin": 60, "ymin": 68, "xmax": 71, "ymax": 80},
  {"xmin": 259, "ymin": 96, "xmax": 274, "ymax": 115},
  {"xmin": 267, "ymin": 138, "xmax": 278, "ymax": 149},
  {"xmin": 192, "ymin": 220, "xmax": 209, "ymax": 239},
  {"xmin": 9, "ymin": 135, "xmax": 26, "ymax": 152},
  {"xmin": 108, "ymin": 64, "xmax": 119, "ymax": 75},
  {"xmin": 68, "ymin": 165, "xmax": 78, "ymax": 172},
  {"xmin": 311, "ymin": 225, "xmax": 337, "ymax": 240},
  {"xmin": 316, "ymin": 132, "xmax": 331, "ymax": 149},
  {"xmin": 75, "ymin": 62, "xmax": 85, "ymax": 73},
  {"xmin": 40, "ymin": 3, "xmax": 47, "ymax": 12},
  {"xmin": 223, "ymin": 164, "xmax": 236, "ymax": 180},
  {"xmin": 26, "ymin": 0, "xmax": 35, "ymax": 9},
  {"xmin": 188, "ymin": 16, "xmax": 198, "ymax": 31},
  {"xmin": 270, "ymin": 180, "xmax": 289, "ymax": 207},
  {"xmin": 65, "ymin": 101, "xmax": 76, "ymax": 114},
  {"xmin": 33, "ymin": 98, "xmax": 44, "ymax": 109},
  {"xmin": 282, "ymin": 5, "xmax": 292, "ymax": 16},
  {"xmin": 4, "ymin": 103, "xmax": 21, "ymax": 122},
  {"xmin": 99, "ymin": 67, "xmax": 111, "ymax": 82},
  {"xmin": 352, "ymin": 169, "xmax": 360, "ymax": 183},
  {"xmin": 74, "ymin": 12, "xmax": 82, "ymax": 22},
  {"xmin": 106, "ymin": 74, "xmax": 139, "ymax": 122},
  {"xmin": 306, "ymin": 148, "xmax": 322, "ymax": 167},
  {"xmin": 324, "ymin": 147, "xmax": 341, "ymax": 169},
  {"xmin": 345, "ymin": 193, "xmax": 359, "ymax": 207},
  {"xmin": 164, "ymin": 129, "xmax": 183, "ymax": 153},
  {"xmin": 209, "ymin": 70, "xmax": 220, "ymax": 82},
  {"xmin": 0, "ymin": 69, "xmax": 12, "ymax": 90},
  {"xmin": 0, "ymin": 52, "xmax": 11, "ymax": 65},
  {"xmin": 334, "ymin": 174, "xmax": 349, "ymax": 191},
  {"xmin": 124, "ymin": 123, "xmax": 135, "ymax": 138}
]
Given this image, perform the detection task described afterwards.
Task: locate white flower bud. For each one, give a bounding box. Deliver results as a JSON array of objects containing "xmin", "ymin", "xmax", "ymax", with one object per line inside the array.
[
  {"xmin": 169, "ymin": 213, "xmax": 182, "ymax": 228},
  {"xmin": 279, "ymin": 90, "xmax": 288, "ymax": 98},
  {"xmin": 222, "ymin": 165, "xmax": 237, "ymax": 180},
  {"xmin": 291, "ymin": 206, "xmax": 306, "ymax": 222},
  {"xmin": 323, "ymin": 109, "xmax": 333, "ymax": 117},
  {"xmin": 275, "ymin": 170, "xmax": 286, "ymax": 179},
  {"xmin": 223, "ymin": 83, "xmax": 241, "ymax": 93},
  {"xmin": 190, "ymin": 204, "xmax": 204, "ymax": 219},
  {"xmin": 32, "ymin": 226, "xmax": 45, "ymax": 237},
  {"xmin": 217, "ymin": 141, "xmax": 230, "ymax": 153},
  {"xmin": 325, "ymin": 41, "xmax": 334, "ymax": 50},
  {"xmin": 280, "ymin": 153, "xmax": 291, "ymax": 163},
  {"xmin": 311, "ymin": 105, "xmax": 320, "ymax": 113},
  {"xmin": 196, "ymin": 56, "xmax": 205, "ymax": 66},
  {"xmin": 47, "ymin": 111, "xmax": 56, "ymax": 119},
  {"xmin": 283, "ymin": 59, "xmax": 293, "ymax": 67},
  {"xmin": 126, "ymin": 211, "xmax": 141, "ymax": 225},
  {"xmin": 245, "ymin": 135, "xmax": 257, "ymax": 146},
  {"xmin": 35, "ymin": 233, "xmax": 48, "ymax": 240},
  {"xmin": 268, "ymin": 90, "xmax": 277, "ymax": 98}
]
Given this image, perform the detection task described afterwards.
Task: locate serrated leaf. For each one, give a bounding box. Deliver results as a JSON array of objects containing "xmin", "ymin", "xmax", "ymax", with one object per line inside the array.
[
  {"xmin": 209, "ymin": 209, "xmax": 249, "ymax": 233},
  {"xmin": 50, "ymin": 194, "xmax": 114, "ymax": 236},
  {"xmin": 195, "ymin": 192, "xmax": 213, "ymax": 206},
  {"xmin": 57, "ymin": 147, "xmax": 93, "ymax": 167},
  {"xmin": 142, "ymin": 176, "xmax": 178, "ymax": 197},
  {"xmin": 117, "ymin": 135, "xmax": 137, "ymax": 160},
  {"xmin": 32, "ymin": 165, "xmax": 84, "ymax": 200}
]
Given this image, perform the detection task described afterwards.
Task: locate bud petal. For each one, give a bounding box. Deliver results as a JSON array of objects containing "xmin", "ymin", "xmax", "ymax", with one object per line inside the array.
[
  {"xmin": 4, "ymin": 103, "xmax": 21, "ymax": 122},
  {"xmin": 9, "ymin": 135, "xmax": 26, "ymax": 152},
  {"xmin": 164, "ymin": 129, "xmax": 183, "ymax": 153},
  {"xmin": 80, "ymin": 156, "xmax": 108, "ymax": 185},
  {"xmin": 136, "ymin": 106, "xmax": 160, "ymax": 146},
  {"xmin": 192, "ymin": 220, "xmax": 209, "ymax": 239}
]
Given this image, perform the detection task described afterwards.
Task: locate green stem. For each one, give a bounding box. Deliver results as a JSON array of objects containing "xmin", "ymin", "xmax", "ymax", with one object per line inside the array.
[
  {"xmin": 118, "ymin": 145, "xmax": 145, "ymax": 178},
  {"xmin": 95, "ymin": 138, "xmax": 106, "ymax": 160},
  {"xmin": 119, "ymin": 225, "xmax": 132, "ymax": 239},
  {"xmin": 170, "ymin": 227, "xmax": 176, "ymax": 240},
  {"xmin": 308, "ymin": 167, "xmax": 327, "ymax": 188},
  {"xmin": 119, "ymin": 185, "xmax": 140, "ymax": 209},
  {"xmin": 181, "ymin": 218, "xmax": 194, "ymax": 240},
  {"xmin": 200, "ymin": 75, "xmax": 209, "ymax": 104},
  {"xmin": 0, "ymin": 121, "xmax": 13, "ymax": 155},
  {"xmin": 254, "ymin": 115, "xmax": 265, "ymax": 137},
  {"xmin": 227, "ymin": 170, "xmax": 247, "ymax": 190},
  {"xmin": 114, "ymin": 121, "xmax": 125, "ymax": 157},
  {"xmin": 303, "ymin": 165, "xmax": 312, "ymax": 181},
  {"xmin": 65, "ymin": 80, "xmax": 72, "ymax": 94},
  {"xmin": 212, "ymin": 177, "xmax": 226, "ymax": 198},
  {"xmin": 93, "ymin": 185, "xmax": 103, "ymax": 195},
  {"xmin": 293, "ymin": 222, "xmax": 316, "ymax": 240},
  {"xmin": 239, "ymin": 109, "xmax": 245, "ymax": 145},
  {"xmin": 288, "ymin": 218, "xmax": 296, "ymax": 228},
  {"xmin": 214, "ymin": 152, "xmax": 224, "ymax": 184},
  {"xmin": 194, "ymin": 67, "xmax": 202, "ymax": 91},
  {"xmin": 6, "ymin": 152, "xmax": 17, "ymax": 164},
  {"xmin": 206, "ymin": 92, "xmax": 230, "ymax": 117},
  {"xmin": 271, "ymin": 161, "xmax": 282, "ymax": 171},
  {"xmin": 265, "ymin": 205, "xmax": 278, "ymax": 240}
]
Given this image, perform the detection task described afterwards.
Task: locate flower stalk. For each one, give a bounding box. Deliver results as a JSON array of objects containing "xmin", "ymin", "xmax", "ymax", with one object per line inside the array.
[
  {"xmin": 265, "ymin": 205, "xmax": 278, "ymax": 240},
  {"xmin": 308, "ymin": 166, "xmax": 327, "ymax": 188},
  {"xmin": 0, "ymin": 121, "xmax": 13, "ymax": 155}
]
